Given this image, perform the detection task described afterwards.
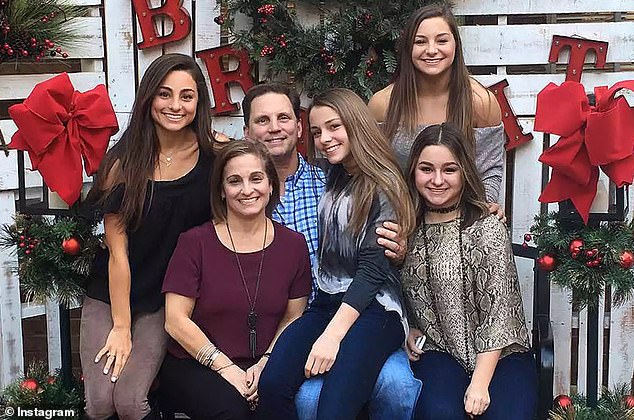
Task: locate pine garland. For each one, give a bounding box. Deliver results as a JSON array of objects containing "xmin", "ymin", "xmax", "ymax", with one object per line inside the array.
[
  {"xmin": 0, "ymin": 0, "xmax": 84, "ymax": 63},
  {"xmin": 548, "ymin": 385, "xmax": 634, "ymax": 420},
  {"xmin": 529, "ymin": 212, "xmax": 634, "ymax": 308},
  {"xmin": 0, "ymin": 360, "xmax": 83, "ymax": 419},
  {"xmin": 0, "ymin": 213, "xmax": 101, "ymax": 307},
  {"xmin": 222, "ymin": 0, "xmax": 432, "ymax": 99}
]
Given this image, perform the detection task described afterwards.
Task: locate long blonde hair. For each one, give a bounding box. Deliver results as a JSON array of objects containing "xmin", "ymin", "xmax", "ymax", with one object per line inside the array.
[
  {"xmin": 385, "ymin": 4, "xmax": 475, "ymax": 148},
  {"xmin": 308, "ymin": 88, "xmax": 415, "ymax": 237}
]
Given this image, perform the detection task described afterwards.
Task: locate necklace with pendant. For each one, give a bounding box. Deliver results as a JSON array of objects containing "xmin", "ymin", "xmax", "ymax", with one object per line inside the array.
[
  {"xmin": 160, "ymin": 152, "xmax": 174, "ymax": 167},
  {"xmin": 226, "ymin": 220, "xmax": 268, "ymax": 359}
]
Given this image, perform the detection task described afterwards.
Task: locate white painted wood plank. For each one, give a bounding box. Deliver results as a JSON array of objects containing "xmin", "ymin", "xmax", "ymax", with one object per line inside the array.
[
  {"xmin": 193, "ymin": 0, "xmax": 219, "ymax": 113},
  {"xmin": 64, "ymin": 17, "xmax": 104, "ymax": 59},
  {"xmin": 0, "ymin": 191, "xmax": 23, "ymax": 386},
  {"xmin": 609, "ymin": 301, "xmax": 634, "ymax": 387},
  {"xmin": 213, "ymin": 116, "xmax": 245, "ymax": 140},
  {"xmin": 510, "ymin": 119, "xmax": 541, "ymax": 243},
  {"xmin": 20, "ymin": 302, "xmax": 46, "ymax": 319},
  {"xmin": 0, "ymin": 72, "xmax": 105, "ymax": 101},
  {"xmin": 462, "ymin": 22, "xmax": 634, "ymax": 67},
  {"xmin": 454, "ymin": 0, "xmax": 634, "ymax": 15},
  {"xmin": 509, "ymin": 119, "xmax": 542, "ymax": 332},
  {"xmin": 608, "ymin": 187, "xmax": 634, "ymax": 388},
  {"xmin": 194, "ymin": 0, "xmax": 219, "ymax": 51},
  {"xmin": 163, "ymin": 0, "xmax": 193, "ymax": 56},
  {"xmin": 476, "ymin": 72, "xmax": 634, "ymax": 116},
  {"xmin": 45, "ymin": 299, "xmax": 62, "ymax": 372},
  {"xmin": 136, "ymin": 0, "xmax": 165, "ymax": 81},
  {"xmin": 68, "ymin": 0, "xmax": 102, "ymax": 5},
  {"xmin": 104, "ymin": 0, "xmax": 137, "ymax": 113},
  {"xmin": 551, "ymin": 285, "xmax": 573, "ymax": 395}
]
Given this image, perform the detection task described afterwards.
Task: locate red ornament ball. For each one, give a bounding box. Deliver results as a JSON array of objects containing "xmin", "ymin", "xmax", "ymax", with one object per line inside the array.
[
  {"xmin": 619, "ymin": 251, "xmax": 634, "ymax": 269},
  {"xmin": 524, "ymin": 233, "xmax": 532, "ymax": 242},
  {"xmin": 537, "ymin": 254, "xmax": 556, "ymax": 271},
  {"xmin": 20, "ymin": 378, "xmax": 38, "ymax": 391},
  {"xmin": 569, "ymin": 239, "xmax": 584, "ymax": 255},
  {"xmin": 554, "ymin": 394, "xmax": 573, "ymax": 410},
  {"xmin": 62, "ymin": 237, "xmax": 81, "ymax": 255},
  {"xmin": 624, "ymin": 394, "xmax": 634, "ymax": 408}
]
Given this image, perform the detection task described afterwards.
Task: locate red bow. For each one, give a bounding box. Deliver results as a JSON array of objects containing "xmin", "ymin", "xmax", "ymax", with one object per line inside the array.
[
  {"xmin": 535, "ymin": 80, "xmax": 634, "ymax": 223},
  {"xmin": 8, "ymin": 73, "xmax": 119, "ymax": 206}
]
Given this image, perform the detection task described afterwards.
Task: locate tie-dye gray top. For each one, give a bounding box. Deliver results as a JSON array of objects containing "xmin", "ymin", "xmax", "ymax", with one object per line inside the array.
[
  {"xmin": 315, "ymin": 166, "xmax": 405, "ymax": 328},
  {"xmin": 392, "ymin": 123, "xmax": 505, "ymax": 203}
]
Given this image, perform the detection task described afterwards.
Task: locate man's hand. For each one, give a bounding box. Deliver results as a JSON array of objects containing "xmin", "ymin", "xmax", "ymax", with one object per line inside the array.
[
  {"xmin": 487, "ymin": 202, "xmax": 506, "ymax": 223},
  {"xmin": 376, "ymin": 221, "xmax": 407, "ymax": 265}
]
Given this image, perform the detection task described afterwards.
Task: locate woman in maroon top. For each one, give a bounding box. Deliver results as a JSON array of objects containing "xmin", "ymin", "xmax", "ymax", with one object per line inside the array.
[{"xmin": 160, "ymin": 140, "xmax": 312, "ymax": 419}]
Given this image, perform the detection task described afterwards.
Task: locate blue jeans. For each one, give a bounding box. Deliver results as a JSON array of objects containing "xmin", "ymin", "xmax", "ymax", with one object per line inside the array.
[
  {"xmin": 295, "ymin": 348, "xmax": 421, "ymax": 420},
  {"xmin": 258, "ymin": 293, "xmax": 405, "ymax": 420},
  {"xmin": 411, "ymin": 350, "xmax": 538, "ymax": 420}
]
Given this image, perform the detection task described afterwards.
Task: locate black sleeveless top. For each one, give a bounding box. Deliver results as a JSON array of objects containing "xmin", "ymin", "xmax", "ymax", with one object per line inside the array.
[{"xmin": 85, "ymin": 151, "xmax": 213, "ymax": 314}]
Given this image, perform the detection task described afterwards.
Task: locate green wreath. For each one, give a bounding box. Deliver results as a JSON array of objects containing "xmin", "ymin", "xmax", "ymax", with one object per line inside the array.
[
  {"xmin": 0, "ymin": 360, "xmax": 84, "ymax": 419},
  {"xmin": 548, "ymin": 385, "xmax": 634, "ymax": 419},
  {"xmin": 529, "ymin": 212, "xmax": 634, "ymax": 308},
  {"xmin": 0, "ymin": 0, "xmax": 84, "ymax": 63},
  {"xmin": 222, "ymin": 0, "xmax": 432, "ymax": 98},
  {"xmin": 0, "ymin": 213, "xmax": 101, "ymax": 307}
]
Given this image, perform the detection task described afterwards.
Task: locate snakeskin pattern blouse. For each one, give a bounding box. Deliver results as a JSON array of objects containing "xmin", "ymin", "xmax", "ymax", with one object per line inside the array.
[{"xmin": 401, "ymin": 214, "xmax": 531, "ymax": 373}]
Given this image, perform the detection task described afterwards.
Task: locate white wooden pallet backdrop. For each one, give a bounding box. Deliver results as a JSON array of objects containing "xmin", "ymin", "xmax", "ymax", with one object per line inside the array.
[{"xmin": 0, "ymin": 0, "xmax": 632, "ymax": 397}]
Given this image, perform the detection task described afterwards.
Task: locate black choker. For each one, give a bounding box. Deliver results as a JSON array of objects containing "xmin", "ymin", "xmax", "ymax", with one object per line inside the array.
[{"xmin": 426, "ymin": 203, "xmax": 459, "ymax": 214}]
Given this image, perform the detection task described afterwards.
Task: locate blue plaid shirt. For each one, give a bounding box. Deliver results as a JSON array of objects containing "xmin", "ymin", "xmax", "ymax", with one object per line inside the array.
[{"xmin": 272, "ymin": 154, "xmax": 325, "ymax": 302}]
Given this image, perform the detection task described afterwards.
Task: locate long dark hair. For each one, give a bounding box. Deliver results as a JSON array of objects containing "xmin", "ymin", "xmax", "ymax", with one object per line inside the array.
[
  {"xmin": 406, "ymin": 123, "xmax": 488, "ymax": 227},
  {"xmin": 308, "ymin": 88, "xmax": 415, "ymax": 237},
  {"xmin": 89, "ymin": 53, "xmax": 215, "ymax": 230},
  {"xmin": 210, "ymin": 141, "xmax": 280, "ymax": 222},
  {"xmin": 385, "ymin": 4, "xmax": 475, "ymax": 148}
]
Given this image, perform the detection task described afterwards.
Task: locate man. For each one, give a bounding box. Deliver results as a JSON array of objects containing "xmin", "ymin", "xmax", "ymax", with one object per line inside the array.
[
  {"xmin": 242, "ymin": 83, "xmax": 420, "ymax": 419},
  {"xmin": 242, "ymin": 83, "xmax": 325, "ymax": 301}
]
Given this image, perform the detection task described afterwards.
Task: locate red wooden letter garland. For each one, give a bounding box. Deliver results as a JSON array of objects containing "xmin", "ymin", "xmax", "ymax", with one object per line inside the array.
[
  {"xmin": 133, "ymin": 0, "xmax": 192, "ymax": 50},
  {"xmin": 196, "ymin": 45, "xmax": 254, "ymax": 115},
  {"xmin": 548, "ymin": 35, "xmax": 608, "ymax": 82},
  {"xmin": 488, "ymin": 79, "xmax": 533, "ymax": 151}
]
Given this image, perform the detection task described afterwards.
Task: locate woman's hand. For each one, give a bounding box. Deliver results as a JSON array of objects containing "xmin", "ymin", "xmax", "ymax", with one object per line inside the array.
[
  {"xmin": 464, "ymin": 380, "xmax": 490, "ymax": 417},
  {"xmin": 487, "ymin": 202, "xmax": 506, "ymax": 223},
  {"xmin": 376, "ymin": 221, "xmax": 407, "ymax": 264},
  {"xmin": 406, "ymin": 327, "xmax": 424, "ymax": 361},
  {"xmin": 219, "ymin": 364, "xmax": 249, "ymax": 398},
  {"xmin": 245, "ymin": 357, "xmax": 268, "ymax": 402},
  {"xmin": 304, "ymin": 333, "xmax": 340, "ymax": 378},
  {"xmin": 94, "ymin": 326, "xmax": 132, "ymax": 382}
]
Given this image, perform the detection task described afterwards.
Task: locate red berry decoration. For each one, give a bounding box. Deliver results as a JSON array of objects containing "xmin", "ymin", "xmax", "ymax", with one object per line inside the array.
[
  {"xmin": 537, "ymin": 254, "xmax": 556, "ymax": 272},
  {"xmin": 569, "ymin": 239, "xmax": 584, "ymax": 255},
  {"xmin": 20, "ymin": 378, "xmax": 38, "ymax": 391},
  {"xmin": 62, "ymin": 237, "xmax": 81, "ymax": 255},
  {"xmin": 619, "ymin": 251, "xmax": 634, "ymax": 269},
  {"xmin": 554, "ymin": 394, "xmax": 574, "ymax": 411},
  {"xmin": 213, "ymin": 15, "xmax": 225, "ymax": 25},
  {"xmin": 524, "ymin": 233, "xmax": 532, "ymax": 242},
  {"xmin": 624, "ymin": 394, "xmax": 634, "ymax": 408},
  {"xmin": 62, "ymin": 52, "xmax": 68, "ymax": 58}
]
